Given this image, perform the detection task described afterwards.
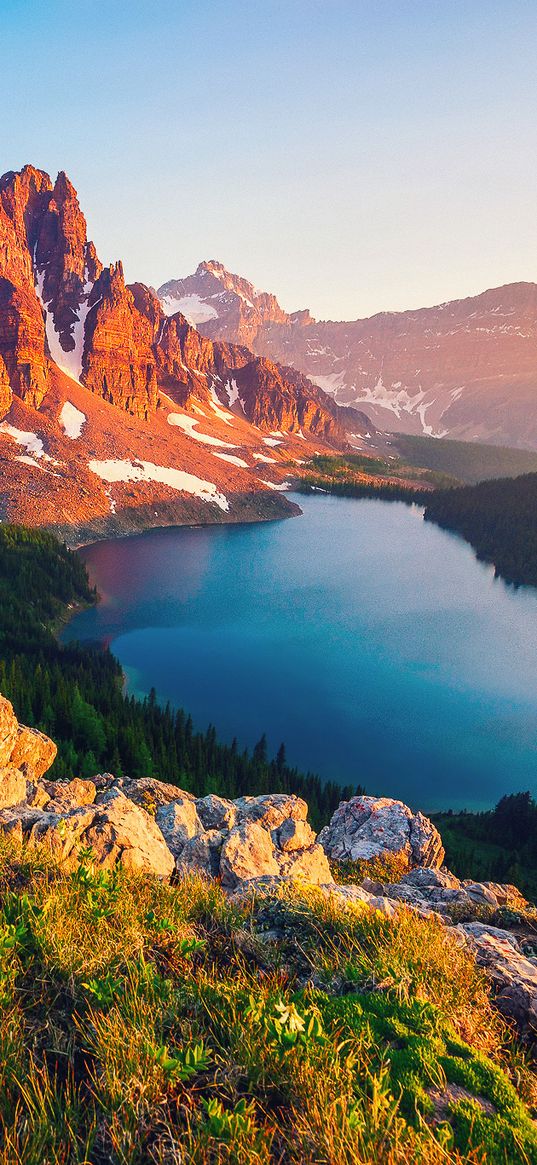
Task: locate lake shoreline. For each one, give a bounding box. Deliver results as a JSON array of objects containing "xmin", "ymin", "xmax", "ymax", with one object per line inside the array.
[{"xmin": 63, "ymin": 494, "xmax": 537, "ymax": 814}]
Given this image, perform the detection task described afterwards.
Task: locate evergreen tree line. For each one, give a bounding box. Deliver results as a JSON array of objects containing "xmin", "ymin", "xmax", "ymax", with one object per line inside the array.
[
  {"xmin": 0, "ymin": 525, "xmax": 359, "ymax": 830},
  {"xmin": 295, "ymin": 478, "xmax": 430, "ymax": 504},
  {"xmin": 424, "ymin": 472, "xmax": 537, "ymax": 588},
  {"xmin": 433, "ymin": 792, "xmax": 537, "ymax": 900}
]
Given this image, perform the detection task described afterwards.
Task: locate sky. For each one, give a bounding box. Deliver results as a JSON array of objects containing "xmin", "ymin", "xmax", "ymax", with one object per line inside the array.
[{"xmin": 2, "ymin": 0, "xmax": 537, "ymax": 319}]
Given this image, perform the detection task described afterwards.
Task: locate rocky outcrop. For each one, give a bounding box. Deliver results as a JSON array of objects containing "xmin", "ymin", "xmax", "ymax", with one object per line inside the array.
[
  {"xmin": 0, "ymin": 694, "xmax": 57, "ymax": 808},
  {"xmin": 0, "ymin": 700, "xmax": 331, "ymax": 885},
  {"xmin": 174, "ymin": 792, "xmax": 332, "ymax": 888},
  {"xmin": 1, "ymin": 696, "xmax": 535, "ymax": 1035},
  {"xmin": 318, "ymin": 795, "xmax": 445, "ymax": 871},
  {"xmin": 83, "ymin": 264, "xmax": 158, "ymax": 418},
  {"xmin": 0, "ymin": 278, "xmax": 48, "ymax": 409},
  {"xmin": 460, "ymin": 924, "xmax": 537, "ymax": 1035},
  {"xmin": 29, "ymin": 789, "xmax": 175, "ymax": 878}
]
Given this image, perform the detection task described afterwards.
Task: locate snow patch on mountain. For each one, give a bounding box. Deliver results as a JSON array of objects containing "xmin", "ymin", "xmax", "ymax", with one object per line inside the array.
[
  {"xmin": 224, "ymin": 379, "xmax": 241, "ymax": 408},
  {"xmin": 0, "ymin": 424, "xmax": 55, "ymax": 462},
  {"xmin": 161, "ymin": 293, "xmax": 219, "ymax": 325},
  {"xmin": 208, "ymin": 383, "xmax": 234, "ymax": 425},
  {"xmin": 88, "ymin": 459, "xmax": 229, "ymax": 511},
  {"xmin": 167, "ymin": 414, "xmax": 237, "ymax": 448},
  {"xmin": 212, "ymin": 452, "xmax": 249, "ymax": 468},
  {"xmin": 35, "ymin": 265, "xmax": 93, "ymax": 385},
  {"xmin": 59, "ymin": 402, "xmax": 86, "ymax": 439}
]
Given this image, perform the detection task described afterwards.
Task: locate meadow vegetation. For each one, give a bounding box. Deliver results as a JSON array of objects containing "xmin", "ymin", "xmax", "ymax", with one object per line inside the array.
[{"xmin": 0, "ymin": 833, "xmax": 535, "ymax": 1164}]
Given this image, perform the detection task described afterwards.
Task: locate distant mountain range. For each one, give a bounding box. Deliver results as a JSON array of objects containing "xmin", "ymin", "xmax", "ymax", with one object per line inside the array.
[
  {"xmin": 0, "ymin": 167, "xmax": 369, "ymax": 543},
  {"xmin": 159, "ymin": 262, "xmax": 537, "ymax": 450}
]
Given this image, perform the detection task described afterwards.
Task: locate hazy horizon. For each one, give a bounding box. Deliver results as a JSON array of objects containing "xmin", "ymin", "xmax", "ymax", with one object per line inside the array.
[{"xmin": 3, "ymin": 1, "xmax": 537, "ymax": 319}]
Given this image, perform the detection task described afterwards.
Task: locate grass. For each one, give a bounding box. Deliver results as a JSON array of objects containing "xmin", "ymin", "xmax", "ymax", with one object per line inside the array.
[
  {"xmin": 0, "ymin": 835, "xmax": 534, "ymax": 1164},
  {"xmin": 327, "ymin": 852, "xmax": 410, "ymax": 886}
]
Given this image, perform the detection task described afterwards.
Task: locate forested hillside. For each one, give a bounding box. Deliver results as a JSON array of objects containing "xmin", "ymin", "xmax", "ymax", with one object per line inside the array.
[
  {"xmin": 0, "ymin": 526, "xmax": 355, "ymax": 829},
  {"xmin": 392, "ymin": 433, "xmax": 537, "ymax": 484},
  {"xmin": 424, "ymin": 472, "xmax": 537, "ymax": 587},
  {"xmin": 433, "ymin": 792, "xmax": 537, "ymax": 900}
]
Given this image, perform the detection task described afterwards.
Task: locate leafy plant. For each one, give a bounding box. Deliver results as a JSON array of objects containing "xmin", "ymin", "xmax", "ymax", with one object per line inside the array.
[{"xmin": 152, "ymin": 1040, "xmax": 210, "ymax": 1082}]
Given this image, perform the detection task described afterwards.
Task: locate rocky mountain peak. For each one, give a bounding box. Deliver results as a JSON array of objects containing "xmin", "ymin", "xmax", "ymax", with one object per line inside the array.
[
  {"xmin": 158, "ymin": 260, "xmax": 289, "ymax": 347},
  {"xmin": 162, "ymin": 263, "xmax": 537, "ymax": 449}
]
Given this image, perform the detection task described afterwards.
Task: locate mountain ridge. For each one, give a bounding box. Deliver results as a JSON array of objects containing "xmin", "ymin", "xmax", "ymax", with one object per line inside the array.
[{"xmin": 159, "ymin": 263, "xmax": 537, "ymax": 449}]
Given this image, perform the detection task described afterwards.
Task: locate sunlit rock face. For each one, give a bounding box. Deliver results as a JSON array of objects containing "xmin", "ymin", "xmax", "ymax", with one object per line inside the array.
[{"xmin": 0, "ymin": 165, "xmax": 369, "ymax": 543}]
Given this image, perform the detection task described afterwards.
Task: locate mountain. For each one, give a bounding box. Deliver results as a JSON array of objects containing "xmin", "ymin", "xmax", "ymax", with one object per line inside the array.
[
  {"xmin": 0, "ymin": 168, "xmax": 373, "ymax": 544},
  {"xmin": 160, "ymin": 263, "xmax": 537, "ymax": 450}
]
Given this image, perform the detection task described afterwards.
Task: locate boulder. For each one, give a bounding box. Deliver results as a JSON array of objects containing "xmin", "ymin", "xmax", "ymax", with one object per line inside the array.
[
  {"xmin": 276, "ymin": 817, "xmax": 315, "ymax": 852},
  {"xmin": 220, "ymin": 820, "xmax": 280, "ymax": 888},
  {"xmin": 84, "ymin": 789, "xmax": 175, "ymax": 876},
  {"xmin": 44, "ymin": 778, "xmax": 96, "ymax": 810},
  {"xmin": 0, "ymin": 695, "xmax": 56, "ymax": 783},
  {"xmin": 462, "ymin": 882, "xmax": 501, "ymax": 908},
  {"xmin": 29, "ymin": 789, "xmax": 174, "ymax": 878},
  {"xmin": 30, "ymin": 806, "xmax": 98, "ymax": 864},
  {"xmin": 178, "ymin": 829, "xmax": 224, "ymax": 878},
  {"xmin": 10, "ymin": 724, "xmax": 57, "ymax": 780},
  {"xmin": 460, "ymin": 924, "xmax": 537, "ymax": 1036},
  {"xmin": 469, "ymin": 882, "xmax": 528, "ymax": 911},
  {"xmin": 234, "ymin": 793, "xmax": 308, "ymax": 830},
  {"xmin": 156, "ymin": 797, "xmax": 204, "ymax": 859},
  {"xmin": 118, "ymin": 776, "xmax": 194, "ymax": 811},
  {"xmin": 318, "ymin": 796, "xmax": 444, "ymax": 870},
  {"xmin": 277, "ymin": 843, "xmax": 333, "ymax": 884},
  {"xmin": 196, "ymin": 794, "xmax": 236, "ymax": 832},
  {"xmin": 0, "ymin": 696, "xmax": 19, "ymax": 767},
  {"xmin": 0, "ymin": 767, "xmax": 29, "ymax": 810}
]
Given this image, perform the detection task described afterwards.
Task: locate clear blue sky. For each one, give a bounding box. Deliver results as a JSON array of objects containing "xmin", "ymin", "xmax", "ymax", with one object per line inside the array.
[{"xmin": 2, "ymin": 0, "xmax": 536, "ymax": 318}]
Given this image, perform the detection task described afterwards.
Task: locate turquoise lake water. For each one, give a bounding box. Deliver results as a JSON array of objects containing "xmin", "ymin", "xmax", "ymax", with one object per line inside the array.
[{"xmin": 63, "ymin": 494, "xmax": 537, "ymax": 811}]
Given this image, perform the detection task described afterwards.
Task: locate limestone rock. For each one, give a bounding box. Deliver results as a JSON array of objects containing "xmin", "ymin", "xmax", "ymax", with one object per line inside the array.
[
  {"xmin": 277, "ymin": 843, "xmax": 332, "ymax": 885},
  {"xmin": 318, "ymin": 796, "xmax": 444, "ymax": 870},
  {"xmin": 43, "ymin": 777, "xmax": 96, "ymax": 809},
  {"xmin": 83, "ymin": 789, "xmax": 175, "ymax": 876},
  {"xmin": 29, "ymin": 789, "xmax": 174, "ymax": 878},
  {"xmin": 196, "ymin": 793, "xmax": 236, "ymax": 832},
  {"xmin": 156, "ymin": 797, "xmax": 204, "ymax": 859},
  {"xmin": 276, "ymin": 817, "xmax": 315, "ymax": 852},
  {"xmin": 220, "ymin": 820, "xmax": 280, "ymax": 888},
  {"xmin": 0, "ymin": 766, "xmax": 28, "ymax": 810},
  {"xmin": 460, "ymin": 924, "xmax": 537, "ymax": 1035},
  {"xmin": 0, "ymin": 695, "xmax": 19, "ymax": 767},
  {"xmin": 178, "ymin": 829, "xmax": 223, "ymax": 878},
  {"xmin": 10, "ymin": 724, "xmax": 57, "ymax": 780},
  {"xmin": 102, "ymin": 776, "xmax": 192, "ymax": 810},
  {"xmin": 463, "ymin": 882, "xmax": 501, "ymax": 908},
  {"xmin": 30, "ymin": 806, "xmax": 98, "ymax": 865},
  {"xmin": 234, "ymin": 793, "xmax": 308, "ymax": 830}
]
